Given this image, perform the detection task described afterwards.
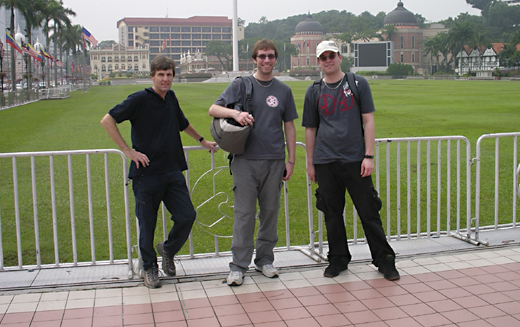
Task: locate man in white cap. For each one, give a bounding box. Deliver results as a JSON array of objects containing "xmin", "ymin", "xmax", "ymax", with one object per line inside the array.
[{"xmin": 302, "ymin": 40, "xmax": 399, "ymax": 281}]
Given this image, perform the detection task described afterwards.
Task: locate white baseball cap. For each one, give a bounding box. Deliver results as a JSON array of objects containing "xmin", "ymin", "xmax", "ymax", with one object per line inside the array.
[{"xmin": 316, "ymin": 40, "xmax": 340, "ymax": 58}]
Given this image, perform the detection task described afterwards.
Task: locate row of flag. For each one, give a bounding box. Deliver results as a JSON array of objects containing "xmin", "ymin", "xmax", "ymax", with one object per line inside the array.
[{"xmin": 4, "ymin": 27, "xmax": 98, "ymax": 66}]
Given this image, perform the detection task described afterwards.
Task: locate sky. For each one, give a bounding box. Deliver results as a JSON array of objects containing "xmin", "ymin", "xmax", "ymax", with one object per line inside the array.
[{"xmin": 61, "ymin": 0, "xmax": 481, "ymax": 42}]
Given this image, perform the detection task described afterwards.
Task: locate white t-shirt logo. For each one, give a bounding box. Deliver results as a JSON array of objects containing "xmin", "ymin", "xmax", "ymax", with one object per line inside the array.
[{"xmin": 266, "ymin": 95, "xmax": 279, "ymax": 108}]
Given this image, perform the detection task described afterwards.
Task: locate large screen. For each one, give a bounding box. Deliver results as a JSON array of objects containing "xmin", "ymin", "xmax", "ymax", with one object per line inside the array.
[{"xmin": 354, "ymin": 42, "xmax": 393, "ymax": 67}]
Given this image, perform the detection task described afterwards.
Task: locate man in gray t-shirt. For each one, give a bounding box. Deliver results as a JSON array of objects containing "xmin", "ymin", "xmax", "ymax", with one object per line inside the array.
[
  {"xmin": 302, "ymin": 40, "xmax": 399, "ymax": 281},
  {"xmin": 209, "ymin": 39, "xmax": 298, "ymax": 286}
]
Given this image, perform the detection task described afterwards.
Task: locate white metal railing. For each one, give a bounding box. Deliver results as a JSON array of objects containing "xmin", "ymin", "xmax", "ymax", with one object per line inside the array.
[
  {"xmin": 1, "ymin": 133, "xmax": 518, "ymax": 275},
  {"xmin": 0, "ymin": 149, "xmax": 132, "ymax": 276},
  {"xmin": 474, "ymin": 132, "xmax": 520, "ymax": 242},
  {"xmin": 41, "ymin": 86, "xmax": 70, "ymax": 99}
]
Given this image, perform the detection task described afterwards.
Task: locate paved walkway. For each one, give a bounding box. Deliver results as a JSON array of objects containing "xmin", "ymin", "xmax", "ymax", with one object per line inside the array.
[{"xmin": 0, "ymin": 245, "xmax": 519, "ymax": 326}]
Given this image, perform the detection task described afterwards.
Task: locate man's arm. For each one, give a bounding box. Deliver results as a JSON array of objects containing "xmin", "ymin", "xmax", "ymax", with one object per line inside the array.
[
  {"xmin": 361, "ymin": 112, "xmax": 375, "ymax": 177},
  {"xmin": 304, "ymin": 127, "xmax": 317, "ymax": 183},
  {"xmin": 100, "ymin": 114, "xmax": 149, "ymax": 168},
  {"xmin": 283, "ymin": 120, "xmax": 297, "ymax": 181},
  {"xmin": 182, "ymin": 123, "xmax": 218, "ymax": 153},
  {"xmin": 208, "ymin": 104, "xmax": 254, "ymax": 126}
]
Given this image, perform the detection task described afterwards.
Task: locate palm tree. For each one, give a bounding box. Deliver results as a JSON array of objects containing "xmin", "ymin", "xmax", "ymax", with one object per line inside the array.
[
  {"xmin": 448, "ymin": 21, "xmax": 475, "ymax": 73},
  {"xmin": 41, "ymin": 0, "xmax": 75, "ymax": 87},
  {"xmin": 18, "ymin": 0, "xmax": 47, "ymax": 90},
  {"xmin": 62, "ymin": 24, "xmax": 83, "ymax": 83},
  {"xmin": 470, "ymin": 31, "xmax": 491, "ymax": 70},
  {"xmin": 0, "ymin": 0, "xmax": 30, "ymax": 91}
]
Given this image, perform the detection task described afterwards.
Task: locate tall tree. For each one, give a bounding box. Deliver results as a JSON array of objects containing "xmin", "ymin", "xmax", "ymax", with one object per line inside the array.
[
  {"xmin": 205, "ymin": 40, "xmax": 232, "ymax": 71},
  {"xmin": 41, "ymin": 0, "xmax": 75, "ymax": 87},
  {"xmin": 448, "ymin": 21, "xmax": 475, "ymax": 72},
  {"xmin": 0, "ymin": 0, "xmax": 29, "ymax": 91},
  {"xmin": 18, "ymin": 0, "xmax": 46, "ymax": 90}
]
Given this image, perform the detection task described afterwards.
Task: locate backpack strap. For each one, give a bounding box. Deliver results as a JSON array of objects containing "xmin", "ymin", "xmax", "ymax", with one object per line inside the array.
[
  {"xmin": 312, "ymin": 78, "xmax": 322, "ymax": 115},
  {"xmin": 345, "ymin": 72, "xmax": 364, "ymax": 135},
  {"xmin": 345, "ymin": 72, "xmax": 360, "ymax": 108}
]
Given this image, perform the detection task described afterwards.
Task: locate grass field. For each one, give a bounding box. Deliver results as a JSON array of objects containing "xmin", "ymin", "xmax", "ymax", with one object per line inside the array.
[{"xmin": 0, "ymin": 79, "xmax": 519, "ymax": 267}]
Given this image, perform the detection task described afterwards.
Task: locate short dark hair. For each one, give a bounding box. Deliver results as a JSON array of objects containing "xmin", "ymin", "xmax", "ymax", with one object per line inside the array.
[
  {"xmin": 251, "ymin": 39, "xmax": 278, "ymax": 60},
  {"xmin": 150, "ymin": 55, "xmax": 176, "ymax": 77}
]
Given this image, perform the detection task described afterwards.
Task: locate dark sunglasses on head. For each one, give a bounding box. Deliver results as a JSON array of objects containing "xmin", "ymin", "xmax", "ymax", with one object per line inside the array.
[
  {"xmin": 319, "ymin": 53, "xmax": 337, "ymax": 61},
  {"xmin": 256, "ymin": 54, "xmax": 276, "ymax": 60}
]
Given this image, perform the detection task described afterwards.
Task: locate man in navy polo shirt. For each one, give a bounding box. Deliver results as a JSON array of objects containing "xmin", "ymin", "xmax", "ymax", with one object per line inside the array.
[{"xmin": 101, "ymin": 55, "xmax": 217, "ymax": 288}]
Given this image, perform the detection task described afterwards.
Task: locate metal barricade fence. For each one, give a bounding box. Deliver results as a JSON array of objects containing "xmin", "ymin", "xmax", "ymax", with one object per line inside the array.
[
  {"xmin": 474, "ymin": 132, "xmax": 520, "ymax": 243},
  {"xmin": 0, "ymin": 149, "xmax": 133, "ymax": 277},
  {"xmin": 0, "ymin": 133, "xmax": 518, "ymax": 275},
  {"xmin": 307, "ymin": 136, "xmax": 473, "ymax": 259}
]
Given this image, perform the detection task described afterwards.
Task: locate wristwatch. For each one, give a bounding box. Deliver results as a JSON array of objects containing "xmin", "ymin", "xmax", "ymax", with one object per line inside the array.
[{"xmin": 364, "ymin": 155, "xmax": 374, "ymax": 159}]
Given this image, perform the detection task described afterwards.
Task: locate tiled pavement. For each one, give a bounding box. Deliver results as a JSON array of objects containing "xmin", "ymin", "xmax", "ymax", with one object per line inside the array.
[{"xmin": 0, "ymin": 245, "xmax": 519, "ymax": 326}]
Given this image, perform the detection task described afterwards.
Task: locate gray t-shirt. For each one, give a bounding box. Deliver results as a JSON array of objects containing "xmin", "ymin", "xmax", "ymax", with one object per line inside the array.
[
  {"xmin": 214, "ymin": 76, "xmax": 298, "ymax": 160},
  {"xmin": 302, "ymin": 73, "xmax": 375, "ymax": 164}
]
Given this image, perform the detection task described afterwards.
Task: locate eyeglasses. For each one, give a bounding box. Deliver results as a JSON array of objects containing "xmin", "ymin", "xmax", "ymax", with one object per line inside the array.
[
  {"xmin": 256, "ymin": 54, "xmax": 276, "ymax": 60},
  {"xmin": 318, "ymin": 53, "xmax": 337, "ymax": 61}
]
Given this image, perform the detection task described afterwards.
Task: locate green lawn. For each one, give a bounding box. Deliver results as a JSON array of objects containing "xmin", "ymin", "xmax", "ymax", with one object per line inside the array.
[{"xmin": 0, "ymin": 79, "xmax": 519, "ymax": 267}]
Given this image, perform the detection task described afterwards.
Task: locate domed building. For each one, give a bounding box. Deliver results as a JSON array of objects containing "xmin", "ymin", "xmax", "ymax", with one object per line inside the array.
[
  {"xmin": 290, "ymin": 13, "xmax": 324, "ymax": 69},
  {"xmin": 383, "ymin": 1, "xmax": 423, "ymax": 73}
]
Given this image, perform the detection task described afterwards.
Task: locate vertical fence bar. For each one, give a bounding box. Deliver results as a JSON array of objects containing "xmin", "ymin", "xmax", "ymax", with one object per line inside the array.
[
  {"xmin": 427, "ymin": 140, "xmax": 431, "ymax": 237},
  {"xmin": 446, "ymin": 140, "xmax": 451, "ymax": 234},
  {"xmin": 30, "ymin": 156, "xmax": 41, "ymax": 267},
  {"xmin": 396, "ymin": 142, "xmax": 401, "ymax": 240},
  {"xmin": 386, "ymin": 142, "xmax": 391, "ymax": 237},
  {"xmin": 406, "ymin": 141, "xmax": 411, "ymax": 238},
  {"xmin": 514, "ymin": 136, "xmax": 518, "ymax": 227},
  {"xmin": 49, "ymin": 156, "xmax": 59, "ymax": 266},
  {"xmin": 12, "ymin": 157, "xmax": 23, "ymax": 268},
  {"xmin": 437, "ymin": 140, "xmax": 442, "ymax": 237},
  {"xmin": 86, "ymin": 154, "xmax": 96, "ymax": 263},
  {"xmin": 68, "ymin": 155, "xmax": 77, "ymax": 265},
  {"xmin": 104, "ymin": 153, "xmax": 114, "ymax": 263},
  {"xmin": 284, "ymin": 181, "xmax": 290, "ymax": 249},
  {"xmin": 416, "ymin": 141, "xmax": 421, "ymax": 238},
  {"xmin": 495, "ymin": 137, "xmax": 500, "ymax": 228}
]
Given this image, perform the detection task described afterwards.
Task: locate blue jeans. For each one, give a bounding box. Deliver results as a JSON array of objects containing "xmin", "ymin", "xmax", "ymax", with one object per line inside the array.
[
  {"xmin": 315, "ymin": 161, "xmax": 395, "ymax": 266},
  {"xmin": 132, "ymin": 171, "xmax": 196, "ymax": 270}
]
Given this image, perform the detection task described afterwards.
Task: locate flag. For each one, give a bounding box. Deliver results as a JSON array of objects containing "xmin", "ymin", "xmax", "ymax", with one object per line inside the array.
[
  {"xmin": 82, "ymin": 27, "xmax": 98, "ymax": 47},
  {"xmin": 25, "ymin": 42, "xmax": 43, "ymax": 62},
  {"xmin": 6, "ymin": 31, "xmax": 23, "ymax": 54},
  {"xmin": 42, "ymin": 48, "xmax": 53, "ymax": 60},
  {"xmin": 55, "ymin": 59, "xmax": 64, "ymax": 67},
  {"xmin": 161, "ymin": 39, "xmax": 167, "ymax": 51}
]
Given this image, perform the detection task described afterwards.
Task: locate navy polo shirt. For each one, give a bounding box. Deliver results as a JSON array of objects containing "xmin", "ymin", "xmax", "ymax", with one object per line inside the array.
[{"xmin": 108, "ymin": 87, "xmax": 189, "ymax": 178}]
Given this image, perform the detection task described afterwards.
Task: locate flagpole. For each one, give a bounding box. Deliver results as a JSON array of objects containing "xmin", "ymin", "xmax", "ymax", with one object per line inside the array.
[{"xmin": 232, "ymin": 0, "xmax": 238, "ymax": 72}]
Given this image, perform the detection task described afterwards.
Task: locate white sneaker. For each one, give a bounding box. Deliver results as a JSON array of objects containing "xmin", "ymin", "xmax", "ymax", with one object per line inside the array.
[
  {"xmin": 227, "ymin": 270, "xmax": 244, "ymax": 286},
  {"xmin": 255, "ymin": 264, "xmax": 278, "ymax": 278}
]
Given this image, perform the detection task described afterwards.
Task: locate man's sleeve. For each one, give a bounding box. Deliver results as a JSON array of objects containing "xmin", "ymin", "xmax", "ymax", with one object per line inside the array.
[
  {"xmin": 283, "ymin": 88, "xmax": 298, "ymax": 122},
  {"xmin": 214, "ymin": 78, "xmax": 243, "ymax": 109},
  {"xmin": 357, "ymin": 76, "xmax": 376, "ymax": 114},
  {"xmin": 108, "ymin": 92, "xmax": 142, "ymax": 123}
]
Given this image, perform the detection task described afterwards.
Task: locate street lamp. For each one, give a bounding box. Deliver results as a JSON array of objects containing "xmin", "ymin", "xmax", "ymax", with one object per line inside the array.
[{"xmin": 0, "ymin": 39, "xmax": 4, "ymax": 92}]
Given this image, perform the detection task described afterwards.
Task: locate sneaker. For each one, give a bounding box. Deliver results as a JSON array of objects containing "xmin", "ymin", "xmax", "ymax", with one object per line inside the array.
[
  {"xmin": 144, "ymin": 265, "xmax": 161, "ymax": 289},
  {"xmin": 323, "ymin": 256, "xmax": 349, "ymax": 278},
  {"xmin": 255, "ymin": 264, "xmax": 278, "ymax": 278},
  {"xmin": 156, "ymin": 241, "xmax": 176, "ymax": 276},
  {"xmin": 377, "ymin": 254, "xmax": 400, "ymax": 281},
  {"xmin": 227, "ymin": 270, "xmax": 244, "ymax": 286}
]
